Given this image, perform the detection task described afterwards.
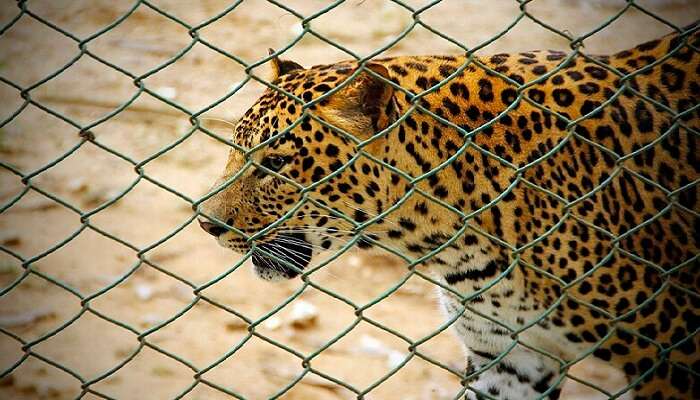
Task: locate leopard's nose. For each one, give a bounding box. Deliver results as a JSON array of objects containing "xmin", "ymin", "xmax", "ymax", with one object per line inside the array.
[{"xmin": 198, "ymin": 220, "xmax": 228, "ymax": 237}]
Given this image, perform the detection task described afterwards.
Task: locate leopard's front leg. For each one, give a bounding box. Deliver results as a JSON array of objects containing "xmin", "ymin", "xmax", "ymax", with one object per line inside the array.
[
  {"xmin": 439, "ymin": 284, "xmax": 563, "ymax": 400},
  {"xmin": 463, "ymin": 346, "xmax": 562, "ymax": 400}
]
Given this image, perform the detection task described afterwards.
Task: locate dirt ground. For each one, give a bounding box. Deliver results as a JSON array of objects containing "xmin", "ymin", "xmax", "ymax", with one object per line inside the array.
[{"xmin": 0, "ymin": 1, "xmax": 698, "ymax": 399}]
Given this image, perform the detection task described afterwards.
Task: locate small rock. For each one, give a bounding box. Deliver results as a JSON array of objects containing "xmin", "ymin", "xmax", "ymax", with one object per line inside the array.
[
  {"xmin": 140, "ymin": 313, "xmax": 163, "ymax": 327},
  {"xmin": 263, "ymin": 316, "xmax": 282, "ymax": 330},
  {"xmin": 82, "ymin": 187, "xmax": 121, "ymax": 207},
  {"xmin": 148, "ymin": 250, "xmax": 182, "ymax": 263},
  {"xmin": 66, "ymin": 177, "xmax": 87, "ymax": 193},
  {"xmin": 155, "ymin": 86, "xmax": 177, "ymax": 100},
  {"xmin": 18, "ymin": 196, "xmax": 57, "ymax": 211},
  {"xmin": 289, "ymin": 22, "xmax": 305, "ymax": 37},
  {"xmin": 0, "ymin": 234, "xmax": 21, "ymax": 246},
  {"xmin": 386, "ymin": 350, "xmax": 405, "ymax": 370},
  {"xmin": 288, "ymin": 300, "xmax": 318, "ymax": 329},
  {"xmin": 357, "ymin": 334, "xmax": 406, "ymax": 370},
  {"xmin": 0, "ymin": 309, "xmax": 55, "ymax": 327},
  {"xmin": 169, "ymin": 283, "xmax": 193, "ymax": 302},
  {"xmin": 357, "ymin": 334, "xmax": 387, "ymax": 357},
  {"xmin": 134, "ymin": 284, "xmax": 153, "ymax": 301},
  {"xmin": 151, "ymin": 365, "xmax": 175, "ymax": 377},
  {"xmin": 225, "ymin": 318, "xmax": 247, "ymax": 331},
  {"xmin": 105, "ymin": 188, "xmax": 122, "ymax": 201}
]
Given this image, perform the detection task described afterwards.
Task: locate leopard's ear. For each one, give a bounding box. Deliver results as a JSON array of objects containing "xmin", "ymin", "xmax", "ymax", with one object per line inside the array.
[
  {"xmin": 320, "ymin": 63, "xmax": 395, "ymax": 137},
  {"xmin": 268, "ymin": 48, "xmax": 304, "ymax": 80}
]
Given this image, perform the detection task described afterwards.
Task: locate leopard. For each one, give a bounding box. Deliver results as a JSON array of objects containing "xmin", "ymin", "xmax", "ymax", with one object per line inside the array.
[{"xmin": 199, "ymin": 22, "xmax": 699, "ymax": 400}]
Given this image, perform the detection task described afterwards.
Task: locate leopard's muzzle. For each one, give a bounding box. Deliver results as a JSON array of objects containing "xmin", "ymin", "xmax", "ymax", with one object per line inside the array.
[{"xmin": 251, "ymin": 232, "xmax": 312, "ymax": 280}]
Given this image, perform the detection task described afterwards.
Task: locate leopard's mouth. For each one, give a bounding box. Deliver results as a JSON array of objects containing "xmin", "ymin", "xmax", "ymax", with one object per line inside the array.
[{"xmin": 251, "ymin": 232, "xmax": 312, "ymax": 280}]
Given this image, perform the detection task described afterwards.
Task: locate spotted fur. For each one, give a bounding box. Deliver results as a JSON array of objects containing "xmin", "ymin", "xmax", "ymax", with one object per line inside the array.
[{"xmin": 201, "ymin": 24, "xmax": 700, "ymax": 399}]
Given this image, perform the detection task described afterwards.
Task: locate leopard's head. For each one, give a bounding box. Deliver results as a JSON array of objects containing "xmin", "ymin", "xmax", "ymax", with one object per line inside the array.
[{"xmin": 199, "ymin": 53, "xmax": 397, "ymax": 281}]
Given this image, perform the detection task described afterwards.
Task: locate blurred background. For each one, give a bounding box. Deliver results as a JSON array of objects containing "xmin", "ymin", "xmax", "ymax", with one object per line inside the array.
[{"xmin": 0, "ymin": 1, "xmax": 698, "ymax": 399}]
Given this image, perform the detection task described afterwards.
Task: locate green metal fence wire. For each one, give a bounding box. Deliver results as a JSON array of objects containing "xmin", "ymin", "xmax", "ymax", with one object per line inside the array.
[{"xmin": 0, "ymin": 0, "xmax": 698, "ymax": 399}]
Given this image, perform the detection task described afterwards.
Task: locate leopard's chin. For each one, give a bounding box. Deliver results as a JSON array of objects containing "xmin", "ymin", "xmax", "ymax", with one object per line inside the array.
[{"xmin": 250, "ymin": 233, "xmax": 312, "ymax": 281}]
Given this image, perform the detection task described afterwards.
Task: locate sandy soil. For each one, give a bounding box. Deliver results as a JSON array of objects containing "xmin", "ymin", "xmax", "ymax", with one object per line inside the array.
[{"xmin": 0, "ymin": 1, "xmax": 697, "ymax": 399}]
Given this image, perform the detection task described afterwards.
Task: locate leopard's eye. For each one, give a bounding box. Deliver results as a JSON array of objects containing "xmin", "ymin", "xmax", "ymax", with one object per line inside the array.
[{"xmin": 261, "ymin": 156, "xmax": 285, "ymax": 172}]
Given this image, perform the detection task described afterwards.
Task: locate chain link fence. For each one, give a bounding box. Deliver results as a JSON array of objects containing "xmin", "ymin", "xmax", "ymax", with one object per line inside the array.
[{"xmin": 0, "ymin": 0, "xmax": 698, "ymax": 399}]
